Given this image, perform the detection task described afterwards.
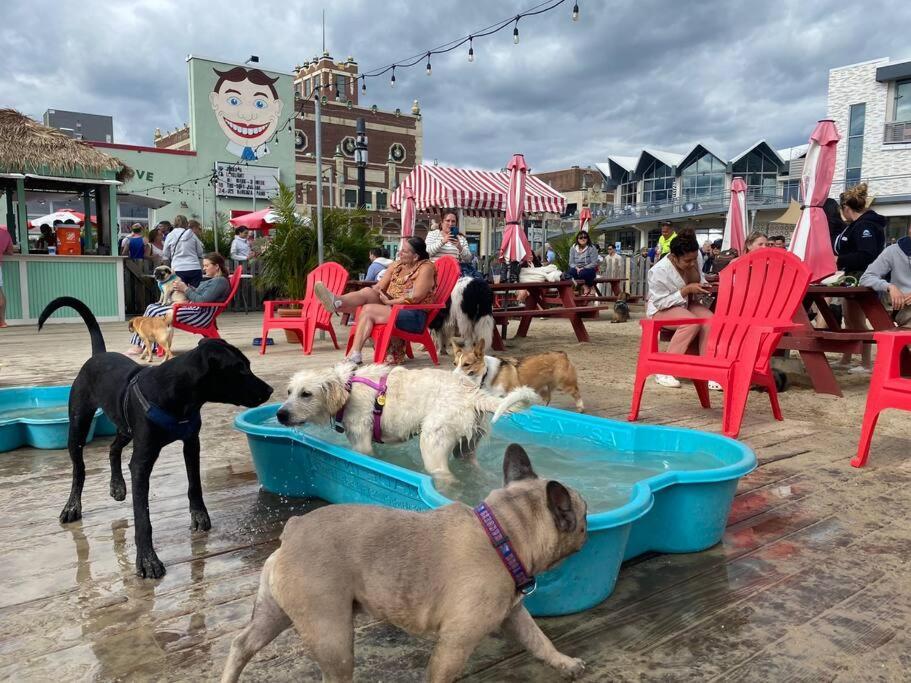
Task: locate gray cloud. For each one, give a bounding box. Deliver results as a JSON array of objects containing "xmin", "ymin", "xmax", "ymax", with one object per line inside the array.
[{"xmin": 3, "ymin": 0, "xmax": 909, "ymax": 172}]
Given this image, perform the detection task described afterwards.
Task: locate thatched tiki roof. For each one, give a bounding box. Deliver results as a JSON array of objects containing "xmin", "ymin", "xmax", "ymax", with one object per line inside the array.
[{"xmin": 0, "ymin": 108, "xmax": 133, "ymax": 182}]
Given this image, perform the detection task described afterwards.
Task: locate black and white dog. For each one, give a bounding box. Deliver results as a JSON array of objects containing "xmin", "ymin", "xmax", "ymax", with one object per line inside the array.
[
  {"xmin": 429, "ymin": 276, "xmax": 494, "ymax": 354},
  {"xmin": 38, "ymin": 297, "xmax": 273, "ymax": 579}
]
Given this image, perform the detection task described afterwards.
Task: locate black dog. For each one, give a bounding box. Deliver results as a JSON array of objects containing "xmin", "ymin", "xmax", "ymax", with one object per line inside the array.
[
  {"xmin": 429, "ymin": 276, "xmax": 495, "ymax": 352},
  {"xmin": 38, "ymin": 297, "xmax": 273, "ymax": 579}
]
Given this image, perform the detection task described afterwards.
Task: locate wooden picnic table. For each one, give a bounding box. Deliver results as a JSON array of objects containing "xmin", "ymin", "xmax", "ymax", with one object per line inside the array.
[
  {"xmin": 489, "ymin": 280, "xmax": 614, "ymax": 351},
  {"xmin": 707, "ymin": 284, "xmax": 894, "ymax": 397}
]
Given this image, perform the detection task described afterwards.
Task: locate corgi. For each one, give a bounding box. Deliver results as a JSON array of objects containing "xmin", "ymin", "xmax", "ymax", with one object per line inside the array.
[{"xmin": 452, "ymin": 339, "xmax": 584, "ymax": 412}]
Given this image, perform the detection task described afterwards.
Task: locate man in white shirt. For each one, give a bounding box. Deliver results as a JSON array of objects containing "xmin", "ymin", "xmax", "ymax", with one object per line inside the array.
[
  {"xmin": 162, "ymin": 219, "xmax": 205, "ymax": 286},
  {"xmin": 230, "ymin": 227, "xmax": 253, "ymax": 263}
]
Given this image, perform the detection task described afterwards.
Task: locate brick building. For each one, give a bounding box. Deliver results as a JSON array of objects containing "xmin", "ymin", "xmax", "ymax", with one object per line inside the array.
[{"xmin": 827, "ymin": 57, "xmax": 911, "ymax": 237}]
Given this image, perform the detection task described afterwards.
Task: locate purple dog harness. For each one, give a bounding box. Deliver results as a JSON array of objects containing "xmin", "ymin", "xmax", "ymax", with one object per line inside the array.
[
  {"xmin": 474, "ymin": 502, "xmax": 537, "ymax": 596},
  {"xmin": 333, "ymin": 374, "xmax": 389, "ymax": 443}
]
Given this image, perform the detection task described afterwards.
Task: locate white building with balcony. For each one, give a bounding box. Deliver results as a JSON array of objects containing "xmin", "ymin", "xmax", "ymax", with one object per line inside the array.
[
  {"xmin": 594, "ymin": 142, "xmax": 806, "ymax": 251},
  {"xmin": 828, "ymin": 57, "xmax": 911, "ymax": 238}
]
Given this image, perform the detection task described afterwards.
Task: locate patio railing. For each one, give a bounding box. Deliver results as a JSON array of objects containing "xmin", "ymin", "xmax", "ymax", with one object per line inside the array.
[{"xmin": 594, "ymin": 191, "xmax": 789, "ymax": 227}]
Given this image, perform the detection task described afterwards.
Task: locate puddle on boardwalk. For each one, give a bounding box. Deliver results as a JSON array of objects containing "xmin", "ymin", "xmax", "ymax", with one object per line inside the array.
[{"xmin": 262, "ymin": 416, "xmax": 726, "ymax": 513}]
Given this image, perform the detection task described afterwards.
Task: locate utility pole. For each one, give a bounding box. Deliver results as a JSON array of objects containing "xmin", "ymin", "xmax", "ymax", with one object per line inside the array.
[{"xmin": 355, "ymin": 117, "xmax": 368, "ymax": 208}]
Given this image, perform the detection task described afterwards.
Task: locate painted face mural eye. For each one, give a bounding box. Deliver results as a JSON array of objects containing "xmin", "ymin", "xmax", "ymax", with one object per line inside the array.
[
  {"xmin": 254, "ymin": 99, "xmax": 268, "ymax": 109},
  {"xmin": 228, "ymin": 96, "xmax": 240, "ymax": 106}
]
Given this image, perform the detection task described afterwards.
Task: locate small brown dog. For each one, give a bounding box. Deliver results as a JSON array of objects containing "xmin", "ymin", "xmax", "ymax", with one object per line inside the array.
[
  {"xmin": 127, "ymin": 314, "xmax": 174, "ymax": 362},
  {"xmin": 452, "ymin": 339, "xmax": 585, "ymax": 412},
  {"xmin": 221, "ymin": 444, "xmax": 588, "ymax": 682},
  {"xmin": 153, "ymin": 265, "xmax": 188, "ymax": 306},
  {"xmin": 612, "ymin": 291, "xmax": 630, "ymax": 323}
]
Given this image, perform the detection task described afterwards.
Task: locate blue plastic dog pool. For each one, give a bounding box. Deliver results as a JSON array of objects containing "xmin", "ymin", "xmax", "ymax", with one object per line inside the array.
[
  {"xmin": 0, "ymin": 386, "xmax": 117, "ymax": 452},
  {"xmin": 235, "ymin": 405, "xmax": 756, "ymax": 616}
]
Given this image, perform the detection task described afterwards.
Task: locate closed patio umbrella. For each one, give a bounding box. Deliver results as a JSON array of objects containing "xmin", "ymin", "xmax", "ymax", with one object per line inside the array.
[
  {"xmin": 788, "ymin": 119, "xmax": 840, "ymax": 282},
  {"xmin": 498, "ymin": 154, "xmax": 532, "ymax": 264},
  {"xmin": 399, "ymin": 187, "xmax": 415, "ymax": 247},
  {"xmin": 721, "ymin": 177, "xmax": 748, "ymax": 253},
  {"xmin": 579, "ymin": 206, "xmax": 592, "ymax": 233}
]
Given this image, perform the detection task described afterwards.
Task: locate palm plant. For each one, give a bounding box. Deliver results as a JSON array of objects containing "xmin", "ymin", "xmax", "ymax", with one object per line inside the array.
[{"xmin": 256, "ymin": 182, "xmax": 378, "ymax": 300}]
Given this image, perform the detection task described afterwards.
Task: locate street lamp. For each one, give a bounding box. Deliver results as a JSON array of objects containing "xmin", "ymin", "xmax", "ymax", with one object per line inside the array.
[{"xmin": 355, "ymin": 118, "xmax": 368, "ymax": 208}]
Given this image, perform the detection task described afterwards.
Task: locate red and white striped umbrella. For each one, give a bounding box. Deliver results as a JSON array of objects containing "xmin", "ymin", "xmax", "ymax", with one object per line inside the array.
[
  {"xmin": 228, "ymin": 207, "xmax": 280, "ymax": 230},
  {"xmin": 399, "ymin": 187, "xmax": 415, "ymax": 247},
  {"xmin": 579, "ymin": 206, "xmax": 592, "ymax": 233},
  {"xmin": 721, "ymin": 177, "xmax": 748, "ymax": 253},
  {"xmin": 498, "ymin": 154, "xmax": 533, "ymax": 263},
  {"xmin": 28, "ymin": 210, "xmax": 92, "ymax": 229},
  {"xmin": 789, "ymin": 119, "xmax": 840, "ymax": 282}
]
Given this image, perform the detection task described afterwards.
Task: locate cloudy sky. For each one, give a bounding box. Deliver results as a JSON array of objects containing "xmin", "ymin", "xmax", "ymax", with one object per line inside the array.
[{"xmin": 3, "ymin": 0, "xmax": 909, "ymax": 172}]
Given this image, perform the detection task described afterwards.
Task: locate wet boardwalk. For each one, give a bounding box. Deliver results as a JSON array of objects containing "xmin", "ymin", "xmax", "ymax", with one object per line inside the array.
[{"xmin": 1, "ymin": 313, "xmax": 909, "ymax": 681}]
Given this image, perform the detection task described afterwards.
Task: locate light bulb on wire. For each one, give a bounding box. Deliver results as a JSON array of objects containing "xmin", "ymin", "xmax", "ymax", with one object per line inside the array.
[
  {"xmin": 425, "ymin": 53, "xmax": 432, "ymax": 76},
  {"xmin": 390, "ymin": 66, "xmax": 396, "ymax": 88},
  {"xmin": 361, "ymin": 76, "xmax": 366, "ymax": 94},
  {"xmin": 513, "ymin": 19, "xmax": 520, "ymax": 44},
  {"xmin": 572, "ymin": 2, "xmax": 579, "ymax": 20},
  {"xmin": 468, "ymin": 36, "xmax": 474, "ymax": 62}
]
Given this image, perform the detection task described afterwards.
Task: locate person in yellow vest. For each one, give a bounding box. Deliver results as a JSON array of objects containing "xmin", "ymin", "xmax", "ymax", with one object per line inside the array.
[{"xmin": 656, "ymin": 221, "xmax": 677, "ymax": 259}]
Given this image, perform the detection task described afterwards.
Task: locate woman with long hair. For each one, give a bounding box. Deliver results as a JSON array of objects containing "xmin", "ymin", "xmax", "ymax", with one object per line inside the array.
[
  {"xmin": 646, "ymin": 233, "xmax": 716, "ymax": 389},
  {"xmin": 127, "ymin": 252, "xmax": 230, "ymax": 355},
  {"xmin": 567, "ymin": 230, "xmax": 600, "ymax": 295},
  {"xmin": 835, "ymin": 184, "xmax": 886, "ymax": 372},
  {"xmin": 314, "ymin": 237, "xmax": 437, "ymax": 365}
]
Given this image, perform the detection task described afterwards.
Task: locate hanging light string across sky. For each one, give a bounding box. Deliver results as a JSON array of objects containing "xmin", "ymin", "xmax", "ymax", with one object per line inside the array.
[
  {"xmin": 136, "ymin": 0, "xmax": 580, "ymax": 196},
  {"xmin": 361, "ymin": 0, "xmax": 579, "ymax": 92}
]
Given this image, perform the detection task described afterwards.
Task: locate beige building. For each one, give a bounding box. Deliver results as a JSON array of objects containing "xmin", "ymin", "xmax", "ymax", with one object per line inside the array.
[{"xmin": 828, "ymin": 57, "xmax": 911, "ymax": 237}]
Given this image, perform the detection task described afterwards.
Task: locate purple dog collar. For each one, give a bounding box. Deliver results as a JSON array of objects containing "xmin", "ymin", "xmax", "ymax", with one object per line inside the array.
[
  {"xmin": 333, "ymin": 374, "xmax": 388, "ymax": 443},
  {"xmin": 473, "ymin": 502, "xmax": 537, "ymax": 596}
]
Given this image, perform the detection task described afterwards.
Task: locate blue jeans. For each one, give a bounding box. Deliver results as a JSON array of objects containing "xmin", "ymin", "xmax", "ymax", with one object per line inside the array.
[
  {"xmin": 568, "ymin": 267, "xmax": 597, "ymax": 286},
  {"xmin": 395, "ymin": 309, "xmax": 427, "ymax": 333},
  {"xmin": 176, "ymin": 269, "xmax": 203, "ymax": 287}
]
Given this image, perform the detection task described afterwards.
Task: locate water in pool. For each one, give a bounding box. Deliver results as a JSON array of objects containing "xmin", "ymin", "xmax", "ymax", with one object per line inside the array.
[
  {"xmin": 264, "ymin": 416, "xmax": 725, "ymax": 513},
  {"xmin": 0, "ymin": 405, "xmax": 71, "ymax": 422}
]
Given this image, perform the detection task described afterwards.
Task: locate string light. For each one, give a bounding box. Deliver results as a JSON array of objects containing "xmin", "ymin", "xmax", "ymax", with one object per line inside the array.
[
  {"xmin": 361, "ymin": 75, "xmax": 366, "ymax": 93},
  {"xmin": 572, "ymin": 2, "xmax": 579, "ymax": 20},
  {"xmin": 425, "ymin": 53, "xmax": 432, "ymax": 76},
  {"xmin": 468, "ymin": 36, "xmax": 474, "ymax": 62},
  {"xmin": 513, "ymin": 17, "xmax": 520, "ymax": 44},
  {"xmin": 390, "ymin": 65, "xmax": 396, "ymax": 88}
]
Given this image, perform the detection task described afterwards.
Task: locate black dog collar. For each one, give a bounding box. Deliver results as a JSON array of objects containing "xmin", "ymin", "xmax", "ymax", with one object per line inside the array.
[{"xmin": 125, "ymin": 375, "xmax": 201, "ymax": 440}]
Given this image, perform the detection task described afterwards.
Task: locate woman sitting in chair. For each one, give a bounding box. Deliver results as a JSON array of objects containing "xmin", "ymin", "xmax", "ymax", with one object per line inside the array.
[
  {"xmin": 646, "ymin": 233, "xmax": 717, "ymax": 390},
  {"xmin": 126, "ymin": 252, "xmax": 230, "ymax": 355},
  {"xmin": 314, "ymin": 237, "xmax": 437, "ymax": 365}
]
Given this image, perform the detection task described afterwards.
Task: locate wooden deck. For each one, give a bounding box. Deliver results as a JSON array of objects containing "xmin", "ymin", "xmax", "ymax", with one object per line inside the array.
[{"xmin": 1, "ymin": 312, "xmax": 909, "ymax": 681}]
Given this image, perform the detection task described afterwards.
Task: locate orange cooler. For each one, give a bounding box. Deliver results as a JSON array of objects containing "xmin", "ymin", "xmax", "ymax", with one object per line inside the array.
[{"xmin": 55, "ymin": 227, "xmax": 82, "ymax": 255}]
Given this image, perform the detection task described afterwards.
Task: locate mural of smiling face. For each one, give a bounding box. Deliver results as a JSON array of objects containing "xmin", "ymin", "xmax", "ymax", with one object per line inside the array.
[{"xmin": 209, "ymin": 67, "xmax": 283, "ymax": 157}]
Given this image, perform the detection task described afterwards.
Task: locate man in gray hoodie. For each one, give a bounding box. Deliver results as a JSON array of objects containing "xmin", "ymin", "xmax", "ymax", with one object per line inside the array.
[{"xmin": 860, "ymin": 226, "xmax": 911, "ymax": 327}]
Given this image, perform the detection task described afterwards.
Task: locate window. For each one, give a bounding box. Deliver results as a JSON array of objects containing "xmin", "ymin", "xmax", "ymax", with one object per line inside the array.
[
  {"xmin": 895, "ymin": 79, "xmax": 911, "ymax": 122},
  {"xmin": 641, "ymin": 159, "xmax": 674, "ymax": 206},
  {"xmin": 335, "ymin": 74, "xmax": 347, "ymax": 100},
  {"xmin": 304, "ymin": 79, "xmax": 311, "ymax": 98},
  {"xmin": 681, "ymin": 153, "xmax": 725, "ymax": 200},
  {"xmin": 375, "ymin": 191, "xmax": 387, "ymax": 210},
  {"xmin": 781, "ymin": 179, "xmax": 800, "ymax": 202},
  {"xmin": 845, "ymin": 103, "xmax": 865, "ymax": 188},
  {"xmin": 617, "ymin": 171, "xmax": 637, "ymax": 206},
  {"xmin": 344, "ymin": 189, "xmax": 358, "ymax": 208},
  {"xmin": 732, "ymin": 148, "xmax": 780, "ymax": 200}
]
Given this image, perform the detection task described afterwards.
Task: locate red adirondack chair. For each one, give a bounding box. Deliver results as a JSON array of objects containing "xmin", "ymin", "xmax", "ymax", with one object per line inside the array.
[
  {"xmin": 345, "ymin": 256, "xmax": 460, "ymax": 364},
  {"xmin": 259, "ymin": 262, "xmax": 349, "ymax": 355},
  {"xmin": 852, "ymin": 330, "xmax": 911, "ymax": 467},
  {"xmin": 171, "ymin": 265, "xmax": 243, "ymax": 340},
  {"xmin": 629, "ymin": 249, "xmax": 811, "ymax": 438}
]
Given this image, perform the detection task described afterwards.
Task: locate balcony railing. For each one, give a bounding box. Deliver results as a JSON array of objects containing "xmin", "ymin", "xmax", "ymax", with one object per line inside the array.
[
  {"xmin": 594, "ymin": 191, "xmax": 788, "ymax": 226},
  {"xmin": 884, "ymin": 120, "xmax": 911, "ymax": 144}
]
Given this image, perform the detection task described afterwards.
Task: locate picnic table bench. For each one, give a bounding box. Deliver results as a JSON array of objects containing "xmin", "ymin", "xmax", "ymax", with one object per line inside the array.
[{"xmin": 490, "ymin": 281, "xmax": 614, "ymax": 350}]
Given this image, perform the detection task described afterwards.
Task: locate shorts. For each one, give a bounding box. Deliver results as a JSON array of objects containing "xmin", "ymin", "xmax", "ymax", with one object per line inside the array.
[{"xmin": 394, "ymin": 309, "xmax": 427, "ymax": 333}]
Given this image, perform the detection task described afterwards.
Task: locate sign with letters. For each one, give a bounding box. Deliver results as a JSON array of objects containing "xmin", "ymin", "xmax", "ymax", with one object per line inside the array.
[{"xmin": 214, "ymin": 162, "xmax": 279, "ymax": 199}]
